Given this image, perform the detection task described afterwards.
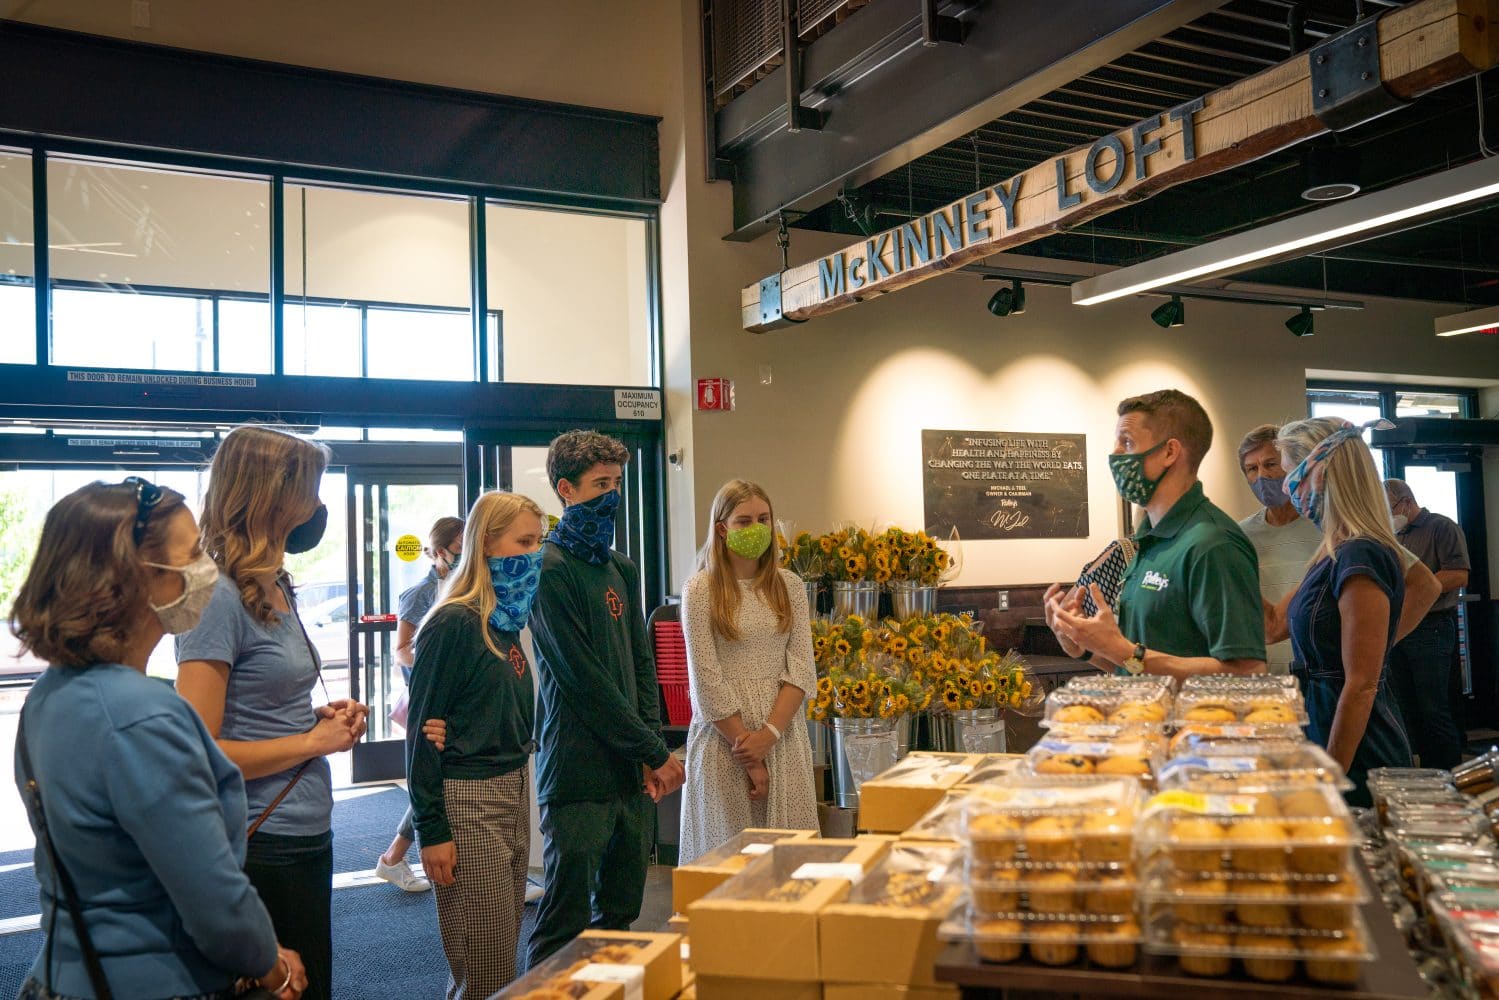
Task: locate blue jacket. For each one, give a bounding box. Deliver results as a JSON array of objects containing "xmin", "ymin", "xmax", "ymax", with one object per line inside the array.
[{"xmin": 16, "ymin": 663, "xmax": 278, "ymax": 998}]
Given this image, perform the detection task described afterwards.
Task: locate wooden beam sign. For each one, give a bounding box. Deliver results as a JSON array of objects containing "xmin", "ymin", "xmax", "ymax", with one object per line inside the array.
[{"xmin": 743, "ymin": 0, "xmax": 1499, "ymax": 332}]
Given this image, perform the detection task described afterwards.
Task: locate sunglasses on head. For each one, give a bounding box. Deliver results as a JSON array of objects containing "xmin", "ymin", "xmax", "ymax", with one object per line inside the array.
[{"xmin": 123, "ymin": 476, "xmax": 164, "ymax": 546}]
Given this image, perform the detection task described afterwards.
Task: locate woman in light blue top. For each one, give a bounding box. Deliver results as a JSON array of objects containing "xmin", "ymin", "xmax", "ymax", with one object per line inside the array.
[
  {"xmin": 8, "ymin": 478, "xmax": 305, "ymax": 1000},
  {"xmin": 177, "ymin": 426, "xmax": 366, "ymax": 1000}
]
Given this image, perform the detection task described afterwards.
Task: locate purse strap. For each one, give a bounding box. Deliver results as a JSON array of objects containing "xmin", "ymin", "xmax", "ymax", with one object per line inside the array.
[
  {"xmin": 247, "ymin": 576, "xmax": 327, "ymax": 839},
  {"xmin": 17, "ymin": 713, "xmax": 115, "ymax": 1000}
]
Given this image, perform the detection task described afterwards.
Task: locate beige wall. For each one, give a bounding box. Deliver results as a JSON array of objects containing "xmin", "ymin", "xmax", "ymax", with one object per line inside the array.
[{"xmin": 12, "ymin": 0, "xmax": 1499, "ymax": 591}]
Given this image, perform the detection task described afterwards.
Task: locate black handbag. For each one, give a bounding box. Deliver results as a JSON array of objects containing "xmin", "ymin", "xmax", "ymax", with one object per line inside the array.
[{"xmin": 17, "ymin": 712, "xmax": 278, "ymax": 1000}]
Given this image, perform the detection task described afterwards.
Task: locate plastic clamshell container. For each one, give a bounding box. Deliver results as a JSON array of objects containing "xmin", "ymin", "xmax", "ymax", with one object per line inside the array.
[
  {"xmin": 1136, "ymin": 784, "xmax": 1360, "ymax": 880},
  {"xmin": 494, "ymin": 930, "xmax": 683, "ymax": 1000},
  {"xmin": 1167, "ymin": 722, "xmax": 1306, "ymax": 756},
  {"xmin": 1427, "ymin": 899, "xmax": 1499, "ymax": 999},
  {"xmin": 1020, "ymin": 735, "xmax": 1164, "ymax": 786},
  {"xmin": 1157, "ymin": 740, "xmax": 1351, "ymax": 793},
  {"xmin": 817, "ymin": 842, "xmax": 966, "ymax": 987},
  {"xmin": 1367, "ymin": 766, "xmax": 1456, "ymax": 789},
  {"xmin": 1386, "ymin": 805, "xmax": 1491, "ymax": 842},
  {"xmin": 939, "ymin": 908, "xmax": 1143, "ymax": 967},
  {"xmin": 967, "ymin": 861, "xmax": 1138, "ymax": 918},
  {"xmin": 1180, "ymin": 674, "xmax": 1301, "ymax": 696},
  {"xmin": 1141, "ymin": 908, "xmax": 1377, "ymax": 984},
  {"xmin": 962, "ymin": 776, "xmax": 1139, "ymax": 870},
  {"xmin": 1062, "ymin": 674, "xmax": 1174, "ymax": 695},
  {"xmin": 1170, "ymin": 685, "xmax": 1307, "ymax": 727},
  {"xmin": 1041, "ymin": 686, "xmax": 1172, "ymax": 729}
]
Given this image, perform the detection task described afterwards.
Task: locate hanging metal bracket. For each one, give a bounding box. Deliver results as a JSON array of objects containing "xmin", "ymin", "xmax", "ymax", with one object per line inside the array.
[
  {"xmin": 783, "ymin": 0, "xmax": 825, "ymax": 133},
  {"xmin": 1309, "ymin": 17, "xmax": 1406, "ymax": 132},
  {"xmin": 921, "ymin": 0, "xmax": 963, "ymax": 46}
]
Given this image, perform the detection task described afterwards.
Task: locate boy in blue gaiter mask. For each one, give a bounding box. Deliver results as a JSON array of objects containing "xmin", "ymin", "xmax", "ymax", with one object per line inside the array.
[{"xmin": 525, "ymin": 430, "xmax": 684, "ymax": 966}]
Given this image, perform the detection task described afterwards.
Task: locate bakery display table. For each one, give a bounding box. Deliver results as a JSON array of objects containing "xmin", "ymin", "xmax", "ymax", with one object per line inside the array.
[{"xmin": 934, "ymin": 882, "xmax": 1426, "ymax": 1000}]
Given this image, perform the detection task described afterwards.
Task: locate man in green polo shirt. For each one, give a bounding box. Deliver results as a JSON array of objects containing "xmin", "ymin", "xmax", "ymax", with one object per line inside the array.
[{"xmin": 1047, "ymin": 389, "xmax": 1267, "ymax": 678}]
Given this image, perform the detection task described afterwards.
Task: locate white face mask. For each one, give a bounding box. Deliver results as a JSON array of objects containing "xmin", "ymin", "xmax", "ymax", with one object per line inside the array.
[
  {"xmin": 1392, "ymin": 513, "xmax": 1409, "ymax": 532},
  {"xmin": 144, "ymin": 551, "xmax": 219, "ymax": 634}
]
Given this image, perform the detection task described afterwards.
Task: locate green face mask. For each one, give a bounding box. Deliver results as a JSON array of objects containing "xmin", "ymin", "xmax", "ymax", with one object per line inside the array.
[
  {"xmin": 1108, "ymin": 438, "xmax": 1170, "ymax": 506},
  {"xmin": 725, "ymin": 522, "xmax": 772, "ymax": 560}
]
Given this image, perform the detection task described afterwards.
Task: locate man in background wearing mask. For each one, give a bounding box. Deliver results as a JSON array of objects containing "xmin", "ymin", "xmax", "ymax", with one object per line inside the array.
[
  {"xmin": 1048, "ymin": 389, "xmax": 1267, "ymax": 679},
  {"xmin": 1385, "ymin": 478, "xmax": 1470, "ymax": 769},
  {"xmin": 1236, "ymin": 423, "xmax": 1322, "ymax": 675},
  {"xmin": 526, "ymin": 430, "xmax": 686, "ymax": 966}
]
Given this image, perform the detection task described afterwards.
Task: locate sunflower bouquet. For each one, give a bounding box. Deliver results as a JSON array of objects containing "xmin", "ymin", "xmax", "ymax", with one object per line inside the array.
[
  {"xmin": 777, "ymin": 521, "xmax": 826, "ymax": 580},
  {"xmin": 818, "ymin": 524, "xmax": 878, "ymax": 583},
  {"xmin": 878, "ymin": 526, "xmax": 961, "ymax": 586},
  {"xmin": 807, "ymin": 650, "xmax": 930, "ymax": 722}
]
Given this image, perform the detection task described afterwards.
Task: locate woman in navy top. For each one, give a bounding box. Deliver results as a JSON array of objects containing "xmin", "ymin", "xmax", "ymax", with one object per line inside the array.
[
  {"xmin": 1277, "ymin": 418, "xmax": 1421, "ymax": 805},
  {"xmin": 177, "ymin": 426, "xmax": 367, "ymax": 1000},
  {"xmin": 9, "ymin": 479, "xmax": 305, "ymax": 1000}
]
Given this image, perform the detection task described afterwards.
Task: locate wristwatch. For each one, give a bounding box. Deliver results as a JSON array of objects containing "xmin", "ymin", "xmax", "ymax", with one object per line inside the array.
[{"xmin": 1122, "ymin": 641, "xmax": 1147, "ymax": 675}]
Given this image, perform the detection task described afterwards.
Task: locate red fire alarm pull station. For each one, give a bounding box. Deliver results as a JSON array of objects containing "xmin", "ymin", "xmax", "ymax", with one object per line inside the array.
[{"xmin": 696, "ymin": 378, "xmax": 734, "ymax": 411}]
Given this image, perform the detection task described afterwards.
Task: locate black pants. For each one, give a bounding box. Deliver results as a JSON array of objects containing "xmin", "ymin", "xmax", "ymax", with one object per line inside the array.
[
  {"xmin": 525, "ymin": 794, "xmax": 653, "ymax": 968},
  {"xmin": 245, "ymin": 830, "xmax": 333, "ymax": 1000},
  {"xmin": 1388, "ymin": 609, "xmax": 1463, "ymax": 770}
]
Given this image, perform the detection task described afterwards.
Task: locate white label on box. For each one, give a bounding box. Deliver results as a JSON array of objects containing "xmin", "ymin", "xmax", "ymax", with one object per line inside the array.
[
  {"xmin": 680, "ymin": 942, "xmax": 691, "ymax": 961},
  {"xmin": 927, "ymin": 863, "xmax": 950, "ymax": 883},
  {"xmin": 614, "ymin": 389, "xmax": 662, "ymax": 421},
  {"xmin": 571, "ymin": 963, "xmax": 645, "ymax": 1000},
  {"xmin": 791, "ymin": 862, "xmax": 865, "ymax": 884},
  {"xmin": 740, "ymin": 842, "xmax": 775, "ymax": 855}
]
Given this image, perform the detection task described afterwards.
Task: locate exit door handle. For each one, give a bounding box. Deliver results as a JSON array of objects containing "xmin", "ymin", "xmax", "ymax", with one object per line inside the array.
[{"xmin": 359, "ymin": 614, "xmax": 398, "ymax": 623}]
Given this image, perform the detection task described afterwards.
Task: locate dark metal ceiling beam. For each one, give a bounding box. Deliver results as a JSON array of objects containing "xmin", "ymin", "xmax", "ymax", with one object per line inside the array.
[{"xmin": 715, "ymin": 0, "xmax": 1228, "ymax": 240}]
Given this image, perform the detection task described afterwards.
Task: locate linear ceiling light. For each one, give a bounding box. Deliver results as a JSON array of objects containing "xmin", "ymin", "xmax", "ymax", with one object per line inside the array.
[
  {"xmin": 1435, "ymin": 304, "xmax": 1499, "ymax": 337},
  {"xmin": 1072, "ymin": 154, "xmax": 1499, "ymax": 307}
]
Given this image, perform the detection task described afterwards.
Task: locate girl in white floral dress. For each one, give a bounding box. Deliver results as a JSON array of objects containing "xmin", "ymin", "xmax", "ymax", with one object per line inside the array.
[{"xmin": 678, "ymin": 480, "xmax": 819, "ymax": 863}]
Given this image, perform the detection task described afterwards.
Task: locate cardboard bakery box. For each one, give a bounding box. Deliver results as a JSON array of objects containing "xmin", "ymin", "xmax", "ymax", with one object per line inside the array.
[
  {"xmin": 672, "ymin": 828, "xmax": 819, "ymax": 914},
  {"xmin": 818, "ymin": 842, "xmax": 964, "ymax": 986},
  {"xmin": 694, "ymin": 976, "xmax": 821, "ymax": 1000},
  {"xmin": 955, "ymin": 753, "xmax": 1024, "ymax": 786},
  {"xmin": 822, "ymin": 985, "xmax": 958, "ymax": 1000},
  {"xmin": 688, "ymin": 838, "xmax": 891, "ymax": 982},
  {"xmin": 495, "ymin": 930, "xmax": 682, "ymax": 1000},
  {"xmin": 666, "ymin": 913, "xmax": 689, "ymax": 935},
  {"xmin": 857, "ymin": 753, "xmax": 985, "ymax": 834}
]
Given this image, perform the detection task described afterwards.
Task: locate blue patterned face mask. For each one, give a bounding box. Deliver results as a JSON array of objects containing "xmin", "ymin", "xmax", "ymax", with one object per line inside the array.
[
  {"xmin": 550, "ymin": 489, "xmax": 620, "ymax": 565},
  {"xmin": 488, "ymin": 551, "xmax": 543, "ymax": 632}
]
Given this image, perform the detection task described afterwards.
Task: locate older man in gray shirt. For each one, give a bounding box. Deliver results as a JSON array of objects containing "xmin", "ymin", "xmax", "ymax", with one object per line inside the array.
[{"xmin": 1385, "ymin": 479, "xmax": 1470, "ymax": 769}]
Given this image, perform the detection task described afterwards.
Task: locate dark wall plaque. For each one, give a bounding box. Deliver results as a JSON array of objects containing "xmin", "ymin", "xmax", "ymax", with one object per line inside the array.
[{"xmin": 922, "ymin": 429, "xmax": 1089, "ymax": 540}]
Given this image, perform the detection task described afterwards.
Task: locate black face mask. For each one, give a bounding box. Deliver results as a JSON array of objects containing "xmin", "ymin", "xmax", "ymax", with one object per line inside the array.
[{"xmin": 285, "ymin": 504, "xmax": 328, "ymax": 554}]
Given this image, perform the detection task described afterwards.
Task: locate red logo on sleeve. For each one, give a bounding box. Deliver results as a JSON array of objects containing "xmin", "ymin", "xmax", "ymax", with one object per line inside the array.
[
  {"xmin": 508, "ymin": 645, "xmax": 527, "ymax": 679},
  {"xmin": 605, "ymin": 587, "xmax": 624, "ymax": 620}
]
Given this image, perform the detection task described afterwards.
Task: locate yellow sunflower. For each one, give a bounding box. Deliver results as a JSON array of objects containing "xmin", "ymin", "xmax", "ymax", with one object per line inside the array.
[
  {"xmin": 942, "ymin": 688, "xmax": 962, "ymax": 709},
  {"xmin": 816, "ymin": 676, "xmax": 832, "ymax": 696}
]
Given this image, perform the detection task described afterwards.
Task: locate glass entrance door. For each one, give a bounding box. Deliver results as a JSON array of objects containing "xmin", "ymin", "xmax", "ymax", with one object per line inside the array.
[{"xmin": 344, "ymin": 470, "xmax": 463, "ymax": 782}]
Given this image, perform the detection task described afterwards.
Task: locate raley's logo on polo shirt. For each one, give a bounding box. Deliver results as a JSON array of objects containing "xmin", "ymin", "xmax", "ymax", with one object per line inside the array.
[
  {"xmin": 1140, "ymin": 570, "xmax": 1171, "ymax": 592},
  {"xmin": 508, "ymin": 645, "xmax": 527, "ymax": 679},
  {"xmin": 605, "ymin": 587, "xmax": 625, "ymax": 620}
]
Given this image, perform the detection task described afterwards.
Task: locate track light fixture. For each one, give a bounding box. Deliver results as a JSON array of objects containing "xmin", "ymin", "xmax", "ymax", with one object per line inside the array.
[
  {"xmin": 1286, "ymin": 306, "xmax": 1315, "ymax": 337},
  {"xmin": 1151, "ymin": 295, "xmax": 1184, "ymax": 328},
  {"xmin": 986, "ymin": 279, "xmax": 1026, "ymax": 317}
]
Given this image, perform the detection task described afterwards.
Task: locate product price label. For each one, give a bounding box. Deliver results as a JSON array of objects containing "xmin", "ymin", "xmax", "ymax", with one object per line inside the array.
[
  {"xmin": 741, "ymin": 842, "xmax": 775, "ymax": 856},
  {"xmin": 791, "ymin": 862, "xmax": 865, "ymax": 884},
  {"xmin": 572, "ymin": 964, "xmax": 645, "ymax": 1000},
  {"xmin": 1144, "ymin": 790, "xmax": 1255, "ymax": 817}
]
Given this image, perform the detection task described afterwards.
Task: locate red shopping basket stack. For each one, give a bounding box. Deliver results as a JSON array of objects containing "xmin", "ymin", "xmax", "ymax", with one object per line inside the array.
[{"xmin": 653, "ymin": 618, "xmax": 692, "ymax": 726}]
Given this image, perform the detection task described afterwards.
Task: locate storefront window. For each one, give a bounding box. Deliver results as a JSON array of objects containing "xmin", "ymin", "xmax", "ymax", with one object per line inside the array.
[
  {"xmin": 284, "ymin": 184, "xmax": 472, "ymax": 379},
  {"xmin": 46, "ymin": 156, "xmax": 271, "ymax": 372},
  {"xmin": 486, "ymin": 203, "xmax": 652, "ymax": 386},
  {"xmin": 1396, "ymin": 390, "xmax": 1469, "ymax": 419},
  {"xmin": 1308, "ymin": 388, "xmax": 1385, "ymax": 474},
  {"xmin": 0, "ymin": 149, "xmax": 35, "ymax": 365}
]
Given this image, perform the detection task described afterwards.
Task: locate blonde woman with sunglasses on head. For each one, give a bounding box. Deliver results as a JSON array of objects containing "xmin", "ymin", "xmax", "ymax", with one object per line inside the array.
[{"xmin": 176, "ymin": 426, "xmax": 367, "ymax": 1000}]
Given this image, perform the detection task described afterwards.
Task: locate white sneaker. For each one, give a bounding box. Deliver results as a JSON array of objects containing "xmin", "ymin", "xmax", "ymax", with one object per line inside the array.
[{"xmin": 375, "ymin": 858, "xmax": 431, "ymax": 892}]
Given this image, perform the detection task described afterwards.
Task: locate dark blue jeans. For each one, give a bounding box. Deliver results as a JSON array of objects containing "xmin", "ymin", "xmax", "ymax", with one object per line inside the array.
[
  {"xmin": 244, "ymin": 830, "xmax": 332, "ymax": 1000},
  {"xmin": 1293, "ymin": 660, "xmax": 1413, "ymax": 808},
  {"xmin": 1388, "ymin": 610, "xmax": 1463, "ymax": 770}
]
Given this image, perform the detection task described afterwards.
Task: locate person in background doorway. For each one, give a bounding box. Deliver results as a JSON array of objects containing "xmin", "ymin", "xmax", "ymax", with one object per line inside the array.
[
  {"xmin": 9, "ymin": 479, "xmax": 306, "ymax": 1000},
  {"xmin": 375, "ymin": 514, "xmax": 465, "ymax": 893},
  {"xmin": 1275, "ymin": 420, "xmax": 1419, "ymax": 805},
  {"xmin": 176, "ymin": 425, "xmax": 367, "ymax": 1000},
  {"xmin": 678, "ymin": 480, "xmax": 818, "ymax": 864},
  {"xmin": 407, "ymin": 493, "xmax": 542, "ymax": 997},
  {"xmin": 1047, "ymin": 389, "xmax": 1267, "ymax": 679},
  {"xmin": 525, "ymin": 430, "xmax": 685, "ymax": 966},
  {"xmin": 1241, "ymin": 425, "xmax": 1441, "ymax": 671},
  {"xmin": 1385, "ymin": 478, "xmax": 1471, "ymax": 769}
]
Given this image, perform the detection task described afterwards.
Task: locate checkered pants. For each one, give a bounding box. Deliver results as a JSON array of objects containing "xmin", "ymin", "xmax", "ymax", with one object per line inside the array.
[{"xmin": 434, "ymin": 767, "xmax": 530, "ymax": 999}]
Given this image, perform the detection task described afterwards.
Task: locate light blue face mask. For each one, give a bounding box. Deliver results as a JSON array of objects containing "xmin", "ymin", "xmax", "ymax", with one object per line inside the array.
[
  {"xmin": 487, "ymin": 551, "xmax": 543, "ymax": 632},
  {"xmin": 1284, "ymin": 456, "xmax": 1324, "ymax": 528}
]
